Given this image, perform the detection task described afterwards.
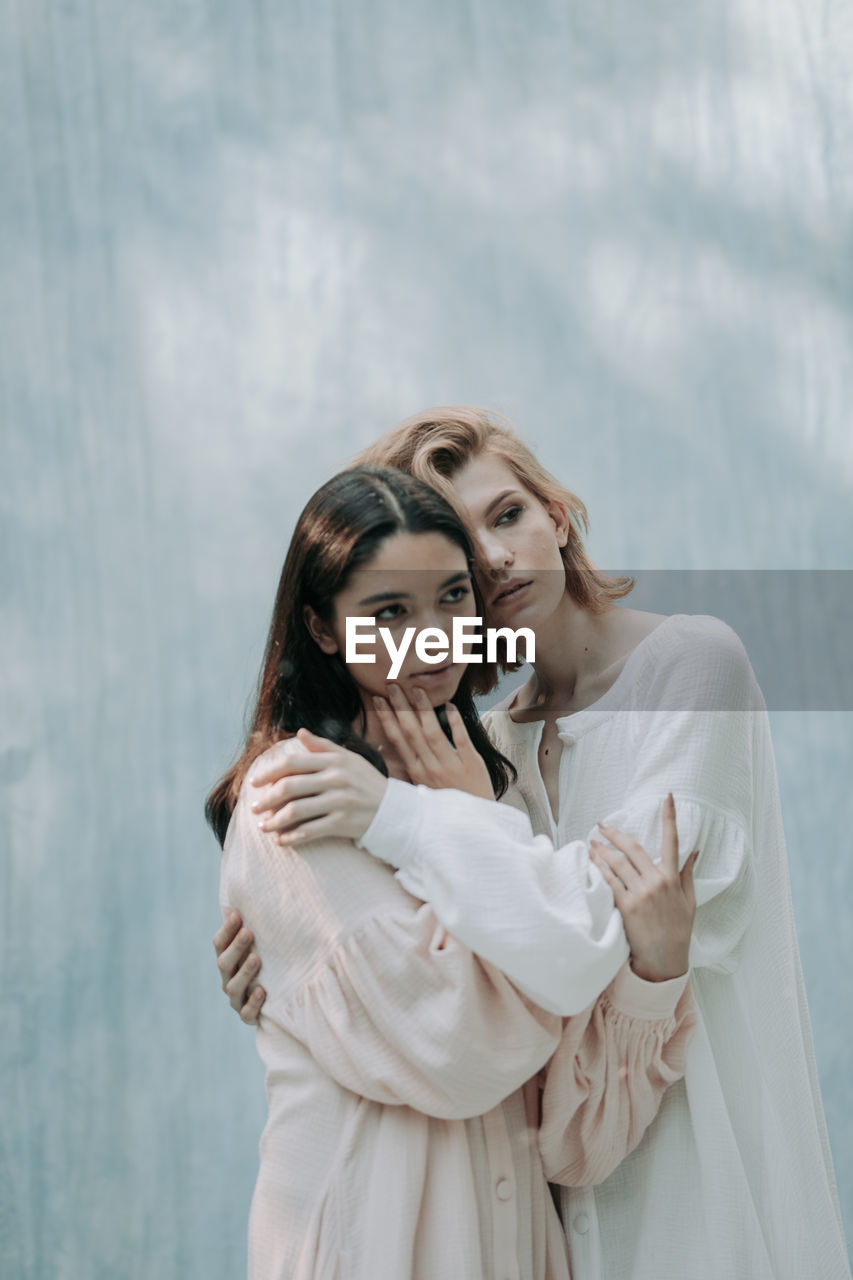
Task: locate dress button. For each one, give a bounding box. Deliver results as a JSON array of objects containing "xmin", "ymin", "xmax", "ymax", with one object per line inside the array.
[
  {"xmin": 495, "ymin": 1177, "xmax": 513, "ymax": 1201},
  {"xmin": 572, "ymin": 1212, "xmax": 590, "ymax": 1235}
]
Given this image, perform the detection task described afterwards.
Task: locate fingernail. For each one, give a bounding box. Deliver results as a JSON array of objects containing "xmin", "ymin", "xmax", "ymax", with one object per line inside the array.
[{"xmin": 372, "ymin": 695, "xmax": 384, "ymax": 709}]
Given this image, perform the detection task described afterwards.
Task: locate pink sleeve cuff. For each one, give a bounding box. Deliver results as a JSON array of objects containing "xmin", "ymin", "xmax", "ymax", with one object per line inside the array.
[{"xmin": 606, "ymin": 963, "xmax": 689, "ymax": 1020}]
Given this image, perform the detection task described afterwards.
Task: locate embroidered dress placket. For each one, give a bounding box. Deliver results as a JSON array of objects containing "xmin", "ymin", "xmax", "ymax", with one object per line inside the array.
[
  {"xmin": 554, "ymin": 721, "xmax": 605, "ymax": 1280},
  {"xmin": 481, "ymin": 1103, "xmax": 521, "ymax": 1280},
  {"xmin": 536, "ymin": 712, "xmax": 625, "ymax": 1280},
  {"xmin": 510, "ymin": 714, "xmax": 608, "ymax": 1278}
]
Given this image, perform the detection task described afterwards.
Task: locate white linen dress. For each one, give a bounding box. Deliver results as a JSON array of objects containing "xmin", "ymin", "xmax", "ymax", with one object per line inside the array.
[{"xmin": 360, "ymin": 614, "xmax": 851, "ymax": 1280}]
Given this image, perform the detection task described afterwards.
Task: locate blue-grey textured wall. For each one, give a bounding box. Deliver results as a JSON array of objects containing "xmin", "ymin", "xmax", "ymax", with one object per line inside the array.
[{"xmin": 2, "ymin": 2, "xmax": 850, "ymax": 1275}]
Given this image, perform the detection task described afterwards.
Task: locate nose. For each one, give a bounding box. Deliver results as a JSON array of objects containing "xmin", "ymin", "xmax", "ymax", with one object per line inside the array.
[{"xmin": 479, "ymin": 531, "xmax": 514, "ymax": 575}]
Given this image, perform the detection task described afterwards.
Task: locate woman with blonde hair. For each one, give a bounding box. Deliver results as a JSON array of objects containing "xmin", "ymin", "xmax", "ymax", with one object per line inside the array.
[{"xmin": 221, "ymin": 408, "xmax": 850, "ymax": 1279}]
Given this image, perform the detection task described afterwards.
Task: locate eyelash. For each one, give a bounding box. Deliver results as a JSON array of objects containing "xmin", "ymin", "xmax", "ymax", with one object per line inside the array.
[
  {"xmin": 373, "ymin": 584, "xmax": 471, "ymax": 621},
  {"xmin": 374, "ymin": 604, "xmax": 405, "ymax": 621},
  {"xmin": 495, "ymin": 505, "xmax": 523, "ymax": 526}
]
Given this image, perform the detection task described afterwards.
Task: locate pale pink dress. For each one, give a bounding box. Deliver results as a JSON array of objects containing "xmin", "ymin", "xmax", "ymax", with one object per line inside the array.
[{"xmin": 220, "ymin": 752, "xmax": 695, "ymax": 1280}]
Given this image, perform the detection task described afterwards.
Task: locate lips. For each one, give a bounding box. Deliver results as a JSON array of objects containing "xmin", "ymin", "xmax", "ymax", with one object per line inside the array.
[
  {"xmin": 409, "ymin": 663, "xmax": 454, "ymax": 680},
  {"xmin": 491, "ymin": 579, "xmax": 532, "ymax": 606}
]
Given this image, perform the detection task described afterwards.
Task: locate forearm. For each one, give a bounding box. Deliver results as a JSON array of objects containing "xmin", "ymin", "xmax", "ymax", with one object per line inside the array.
[
  {"xmin": 226, "ymin": 793, "xmax": 562, "ymax": 1120},
  {"xmin": 359, "ymin": 774, "xmax": 756, "ymax": 1017},
  {"xmin": 359, "ymin": 780, "xmax": 630, "ymax": 1016},
  {"xmin": 274, "ymin": 903, "xmax": 562, "ymax": 1120}
]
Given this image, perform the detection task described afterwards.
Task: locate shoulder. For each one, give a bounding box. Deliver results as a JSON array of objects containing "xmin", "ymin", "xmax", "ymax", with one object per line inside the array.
[
  {"xmin": 223, "ymin": 739, "xmax": 344, "ymax": 893},
  {"xmin": 225, "ymin": 765, "xmax": 419, "ymax": 927},
  {"xmin": 632, "ymin": 615, "xmax": 762, "ymax": 711},
  {"xmin": 658, "ymin": 613, "xmax": 751, "ymax": 668},
  {"xmin": 223, "ymin": 738, "xmax": 306, "ymax": 847},
  {"xmin": 250, "ymin": 735, "xmax": 308, "ymax": 774}
]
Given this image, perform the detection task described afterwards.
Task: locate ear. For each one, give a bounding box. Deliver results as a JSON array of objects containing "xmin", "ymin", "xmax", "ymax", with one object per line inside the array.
[
  {"xmin": 547, "ymin": 500, "xmax": 570, "ymax": 548},
  {"xmin": 303, "ymin": 605, "xmax": 339, "ymax": 655}
]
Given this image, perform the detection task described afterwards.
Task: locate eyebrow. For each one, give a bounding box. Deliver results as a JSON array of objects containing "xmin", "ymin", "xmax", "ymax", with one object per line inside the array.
[
  {"xmin": 358, "ymin": 570, "xmax": 471, "ymax": 606},
  {"xmin": 483, "ymin": 489, "xmax": 523, "ymax": 517}
]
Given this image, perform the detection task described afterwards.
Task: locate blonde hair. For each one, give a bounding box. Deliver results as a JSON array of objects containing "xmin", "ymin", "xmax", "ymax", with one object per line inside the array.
[{"xmin": 354, "ymin": 405, "xmax": 633, "ymax": 613}]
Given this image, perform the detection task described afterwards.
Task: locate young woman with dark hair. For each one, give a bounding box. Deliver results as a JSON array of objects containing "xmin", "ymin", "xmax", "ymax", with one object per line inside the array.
[
  {"xmin": 208, "ymin": 463, "xmax": 697, "ymax": 1280},
  {"xmin": 220, "ymin": 411, "xmax": 851, "ymax": 1280},
  {"xmin": 205, "ymin": 463, "xmax": 513, "ymax": 848}
]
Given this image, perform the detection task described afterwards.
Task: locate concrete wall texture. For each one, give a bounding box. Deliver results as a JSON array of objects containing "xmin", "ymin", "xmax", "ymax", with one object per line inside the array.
[{"xmin": 2, "ymin": 2, "xmax": 851, "ymax": 1274}]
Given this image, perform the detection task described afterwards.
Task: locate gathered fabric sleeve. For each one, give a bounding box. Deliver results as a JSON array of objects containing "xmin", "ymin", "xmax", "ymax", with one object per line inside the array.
[
  {"xmin": 221, "ymin": 773, "xmax": 562, "ymax": 1122},
  {"xmin": 602, "ymin": 617, "xmax": 760, "ymax": 974},
  {"xmin": 538, "ymin": 964, "xmax": 697, "ymax": 1186},
  {"xmin": 359, "ymin": 616, "xmax": 760, "ymax": 1013},
  {"xmin": 359, "ymin": 779, "xmax": 629, "ymax": 1016}
]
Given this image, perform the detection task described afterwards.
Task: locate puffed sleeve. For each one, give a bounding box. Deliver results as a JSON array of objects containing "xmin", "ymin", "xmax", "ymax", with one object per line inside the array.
[
  {"xmin": 538, "ymin": 964, "xmax": 697, "ymax": 1186},
  {"xmin": 358, "ymin": 616, "xmax": 760, "ymax": 1011},
  {"xmin": 599, "ymin": 618, "xmax": 760, "ymax": 974},
  {"xmin": 359, "ymin": 779, "xmax": 630, "ymax": 1016},
  {"xmin": 221, "ymin": 777, "xmax": 562, "ymax": 1122},
  {"xmin": 593, "ymin": 797, "xmax": 754, "ymax": 974}
]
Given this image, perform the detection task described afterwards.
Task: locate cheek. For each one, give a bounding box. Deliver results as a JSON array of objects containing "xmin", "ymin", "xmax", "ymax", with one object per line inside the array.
[
  {"xmin": 343, "ymin": 650, "xmax": 394, "ymax": 692},
  {"xmin": 333, "ymin": 612, "xmax": 392, "ymax": 686},
  {"xmin": 529, "ymin": 525, "xmax": 565, "ymax": 568}
]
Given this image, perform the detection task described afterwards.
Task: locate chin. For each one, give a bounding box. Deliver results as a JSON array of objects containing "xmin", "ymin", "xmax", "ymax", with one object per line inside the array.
[
  {"xmin": 407, "ymin": 665, "xmax": 463, "ymax": 705},
  {"xmin": 496, "ymin": 590, "xmax": 558, "ymax": 633}
]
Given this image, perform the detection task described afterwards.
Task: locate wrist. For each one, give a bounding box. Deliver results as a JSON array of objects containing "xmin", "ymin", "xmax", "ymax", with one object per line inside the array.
[
  {"xmin": 355, "ymin": 777, "xmax": 418, "ymax": 867},
  {"xmin": 356, "ymin": 775, "xmax": 388, "ymax": 839},
  {"xmin": 629, "ymin": 949, "xmax": 690, "ymax": 983}
]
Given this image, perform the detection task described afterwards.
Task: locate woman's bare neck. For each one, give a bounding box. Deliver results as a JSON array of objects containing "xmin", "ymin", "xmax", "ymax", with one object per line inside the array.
[{"xmin": 510, "ymin": 604, "xmax": 668, "ymax": 721}]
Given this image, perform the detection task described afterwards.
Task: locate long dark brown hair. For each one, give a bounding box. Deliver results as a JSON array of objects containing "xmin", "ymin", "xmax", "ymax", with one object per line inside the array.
[{"xmin": 205, "ymin": 465, "xmax": 516, "ymax": 847}]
